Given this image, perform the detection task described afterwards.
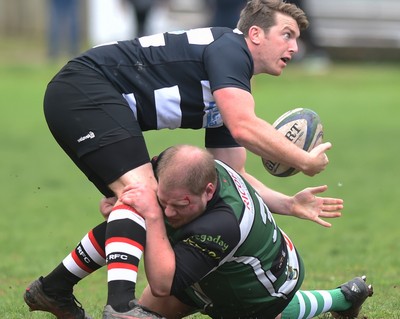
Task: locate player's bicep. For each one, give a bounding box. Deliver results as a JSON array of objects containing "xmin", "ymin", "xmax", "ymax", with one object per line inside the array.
[
  {"xmin": 213, "ymin": 87, "xmax": 256, "ymax": 128},
  {"xmin": 213, "ymin": 88, "xmax": 255, "ymax": 120}
]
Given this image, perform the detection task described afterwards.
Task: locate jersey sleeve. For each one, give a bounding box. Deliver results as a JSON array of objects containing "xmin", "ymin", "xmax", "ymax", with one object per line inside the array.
[
  {"xmin": 203, "ymin": 32, "xmax": 253, "ymax": 93},
  {"xmin": 170, "ymin": 208, "xmax": 240, "ymax": 295}
]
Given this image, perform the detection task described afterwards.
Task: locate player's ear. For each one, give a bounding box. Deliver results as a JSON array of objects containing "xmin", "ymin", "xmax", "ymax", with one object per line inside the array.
[
  {"xmin": 150, "ymin": 155, "xmax": 161, "ymax": 181},
  {"xmin": 248, "ymin": 26, "xmax": 263, "ymax": 44},
  {"xmin": 205, "ymin": 182, "xmax": 215, "ymax": 201},
  {"xmin": 151, "ymin": 146, "xmax": 172, "ymax": 180}
]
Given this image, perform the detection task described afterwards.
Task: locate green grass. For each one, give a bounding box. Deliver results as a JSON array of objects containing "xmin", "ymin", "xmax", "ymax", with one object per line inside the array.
[{"xmin": 1, "ymin": 55, "xmax": 400, "ymax": 318}]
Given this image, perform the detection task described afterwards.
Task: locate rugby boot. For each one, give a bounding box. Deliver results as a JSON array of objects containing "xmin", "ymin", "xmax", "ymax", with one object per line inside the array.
[
  {"xmin": 23, "ymin": 277, "xmax": 92, "ymax": 319},
  {"xmin": 331, "ymin": 275, "xmax": 374, "ymax": 319},
  {"xmin": 103, "ymin": 299, "xmax": 165, "ymax": 319}
]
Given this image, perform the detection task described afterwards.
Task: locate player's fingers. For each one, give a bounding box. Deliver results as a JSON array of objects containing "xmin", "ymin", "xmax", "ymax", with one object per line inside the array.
[
  {"xmin": 321, "ymin": 197, "xmax": 344, "ymax": 204},
  {"xmin": 319, "ymin": 211, "xmax": 341, "ymax": 218},
  {"xmin": 315, "ymin": 217, "xmax": 332, "ymax": 228},
  {"xmin": 308, "ymin": 185, "xmax": 328, "ymax": 195},
  {"xmin": 310, "ymin": 142, "xmax": 331, "ymax": 156},
  {"xmin": 321, "ymin": 203, "xmax": 343, "ymax": 211},
  {"xmin": 320, "ymin": 142, "xmax": 332, "ymax": 151}
]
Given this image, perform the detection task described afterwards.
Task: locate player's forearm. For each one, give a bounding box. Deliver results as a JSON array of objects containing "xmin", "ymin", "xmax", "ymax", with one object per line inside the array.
[
  {"xmin": 214, "ymin": 87, "xmax": 316, "ymax": 173},
  {"xmin": 242, "ymin": 172, "xmax": 292, "ymax": 215},
  {"xmin": 234, "ymin": 118, "xmax": 310, "ymax": 171},
  {"xmin": 144, "ymin": 217, "xmax": 176, "ymax": 297}
]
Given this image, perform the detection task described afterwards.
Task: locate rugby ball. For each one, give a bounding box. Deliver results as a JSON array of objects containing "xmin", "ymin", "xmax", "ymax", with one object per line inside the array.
[{"xmin": 262, "ymin": 108, "xmax": 323, "ymax": 177}]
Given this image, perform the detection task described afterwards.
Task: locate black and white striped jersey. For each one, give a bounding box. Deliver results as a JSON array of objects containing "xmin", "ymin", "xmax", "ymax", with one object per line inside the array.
[{"xmin": 73, "ymin": 27, "xmax": 253, "ymax": 132}]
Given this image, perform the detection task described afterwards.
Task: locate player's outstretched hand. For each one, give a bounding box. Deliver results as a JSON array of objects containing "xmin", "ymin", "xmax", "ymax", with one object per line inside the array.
[{"xmin": 290, "ymin": 185, "xmax": 343, "ymax": 227}]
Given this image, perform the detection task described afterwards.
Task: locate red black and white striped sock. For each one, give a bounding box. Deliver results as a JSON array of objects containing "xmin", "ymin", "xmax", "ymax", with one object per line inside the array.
[
  {"xmin": 62, "ymin": 223, "xmax": 107, "ymax": 277},
  {"xmin": 105, "ymin": 205, "xmax": 146, "ymax": 312},
  {"xmin": 41, "ymin": 222, "xmax": 107, "ymax": 296}
]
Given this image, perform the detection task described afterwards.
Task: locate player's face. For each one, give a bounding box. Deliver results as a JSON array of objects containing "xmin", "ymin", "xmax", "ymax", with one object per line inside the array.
[
  {"xmin": 157, "ymin": 184, "xmax": 214, "ymax": 228},
  {"xmin": 255, "ymin": 12, "xmax": 300, "ymax": 75}
]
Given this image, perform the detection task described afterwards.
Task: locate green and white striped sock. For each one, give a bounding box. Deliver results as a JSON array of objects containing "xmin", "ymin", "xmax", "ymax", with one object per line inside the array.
[{"xmin": 281, "ymin": 288, "xmax": 351, "ymax": 319}]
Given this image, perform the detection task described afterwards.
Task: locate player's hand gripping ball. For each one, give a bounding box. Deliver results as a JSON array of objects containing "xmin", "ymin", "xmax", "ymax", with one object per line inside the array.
[{"xmin": 262, "ymin": 108, "xmax": 323, "ymax": 177}]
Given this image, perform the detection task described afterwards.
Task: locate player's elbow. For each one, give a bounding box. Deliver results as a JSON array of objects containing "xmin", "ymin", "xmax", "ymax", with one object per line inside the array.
[
  {"xmin": 149, "ymin": 285, "xmax": 171, "ymax": 297},
  {"xmin": 147, "ymin": 276, "xmax": 173, "ymax": 297},
  {"xmin": 228, "ymin": 125, "xmax": 250, "ymax": 146}
]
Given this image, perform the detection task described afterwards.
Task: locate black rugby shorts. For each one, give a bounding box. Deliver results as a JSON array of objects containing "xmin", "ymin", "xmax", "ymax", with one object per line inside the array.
[{"xmin": 43, "ymin": 62, "xmax": 150, "ymax": 197}]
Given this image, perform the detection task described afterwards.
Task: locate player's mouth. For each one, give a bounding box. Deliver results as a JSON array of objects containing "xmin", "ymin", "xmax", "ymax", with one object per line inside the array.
[{"xmin": 281, "ymin": 57, "xmax": 290, "ymax": 65}]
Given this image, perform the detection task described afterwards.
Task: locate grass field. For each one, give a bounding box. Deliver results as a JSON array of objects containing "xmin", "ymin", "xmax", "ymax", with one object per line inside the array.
[{"xmin": 1, "ymin": 48, "xmax": 399, "ymax": 318}]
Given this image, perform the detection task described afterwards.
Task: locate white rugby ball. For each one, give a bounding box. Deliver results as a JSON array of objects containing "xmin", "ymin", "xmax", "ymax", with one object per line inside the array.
[{"xmin": 262, "ymin": 108, "xmax": 323, "ymax": 177}]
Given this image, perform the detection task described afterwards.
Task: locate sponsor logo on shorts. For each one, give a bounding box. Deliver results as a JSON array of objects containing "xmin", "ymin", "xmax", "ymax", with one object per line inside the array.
[{"xmin": 77, "ymin": 131, "xmax": 95, "ymax": 143}]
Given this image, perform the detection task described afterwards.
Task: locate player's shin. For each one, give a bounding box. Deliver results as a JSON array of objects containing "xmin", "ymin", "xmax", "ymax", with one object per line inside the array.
[
  {"xmin": 105, "ymin": 205, "xmax": 146, "ymax": 312},
  {"xmin": 42, "ymin": 221, "xmax": 107, "ymax": 296}
]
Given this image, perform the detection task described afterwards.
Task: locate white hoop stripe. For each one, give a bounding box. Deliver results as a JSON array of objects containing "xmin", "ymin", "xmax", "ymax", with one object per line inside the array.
[
  {"xmin": 81, "ymin": 234, "xmax": 106, "ymax": 266},
  {"xmin": 107, "ymin": 268, "xmax": 138, "ymax": 282},
  {"xmin": 108, "ymin": 208, "xmax": 146, "ymax": 230},
  {"xmin": 105, "ymin": 242, "xmax": 143, "ymax": 259},
  {"xmin": 63, "ymin": 254, "xmax": 90, "ymax": 279}
]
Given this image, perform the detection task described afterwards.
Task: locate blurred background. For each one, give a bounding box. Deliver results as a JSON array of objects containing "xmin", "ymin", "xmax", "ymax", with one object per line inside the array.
[
  {"xmin": 1, "ymin": 1, "xmax": 399, "ymax": 318},
  {"xmin": 1, "ymin": 0, "xmax": 400, "ymax": 64}
]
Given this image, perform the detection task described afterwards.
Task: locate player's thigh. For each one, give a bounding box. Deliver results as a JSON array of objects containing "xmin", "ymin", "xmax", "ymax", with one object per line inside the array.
[
  {"xmin": 43, "ymin": 69, "xmax": 142, "ymax": 159},
  {"xmin": 44, "ymin": 67, "xmax": 150, "ymax": 196},
  {"xmin": 81, "ymin": 136, "xmax": 153, "ymax": 197}
]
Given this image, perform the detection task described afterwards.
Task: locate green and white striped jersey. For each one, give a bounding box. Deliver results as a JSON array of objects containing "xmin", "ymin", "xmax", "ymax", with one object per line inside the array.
[{"xmin": 168, "ymin": 160, "xmax": 304, "ymax": 318}]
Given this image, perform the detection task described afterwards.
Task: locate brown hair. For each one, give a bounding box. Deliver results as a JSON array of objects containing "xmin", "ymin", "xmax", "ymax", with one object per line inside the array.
[
  {"xmin": 156, "ymin": 145, "xmax": 217, "ymax": 195},
  {"xmin": 237, "ymin": 0, "xmax": 309, "ymax": 35}
]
